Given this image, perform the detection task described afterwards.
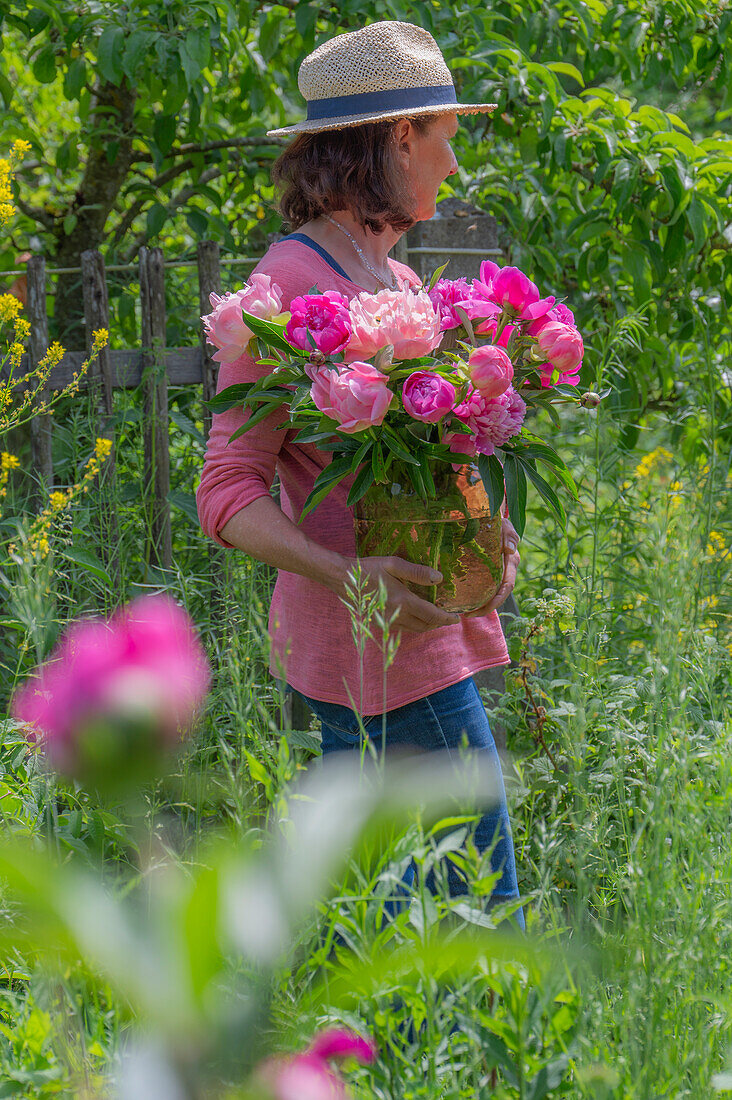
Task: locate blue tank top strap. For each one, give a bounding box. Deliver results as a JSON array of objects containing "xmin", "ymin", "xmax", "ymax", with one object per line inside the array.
[{"xmin": 284, "ymin": 232, "xmax": 352, "ymax": 282}]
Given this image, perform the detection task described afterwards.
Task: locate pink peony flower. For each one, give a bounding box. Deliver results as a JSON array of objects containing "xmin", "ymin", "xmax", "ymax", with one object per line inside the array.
[
  {"xmin": 311, "ymin": 361, "xmax": 393, "ymax": 433},
  {"xmin": 202, "ymin": 274, "xmax": 283, "ymax": 365},
  {"xmin": 463, "ymin": 261, "xmax": 555, "ymax": 328},
  {"xmin": 525, "ymin": 301, "xmax": 577, "ymax": 341},
  {"xmin": 534, "ymin": 321, "xmax": 583, "ymax": 386},
  {"xmin": 285, "ymin": 291, "xmax": 352, "ymax": 356},
  {"xmin": 402, "ymin": 370, "xmax": 456, "ymax": 423},
  {"xmin": 467, "ymin": 344, "xmax": 514, "ymax": 398},
  {"xmin": 454, "ymin": 385, "xmax": 527, "ymax": 456},
  {"xmin": 258, "ymin": 1028, "xmax": 377, "ymax": 1100},
  {"xmin": 344, "ymin": 287, "xmax": 441, "ymax": 362},
  {"xmin": 428, "ymin": 277, "xmax": 471, "ymax": 331},
  {"xmin": 12, "ymin": 596, "xmax": 210, "ymax": 779},
  {"xmin": 454, "ymin": 282, "xmax": 502, "ymax": 334}
]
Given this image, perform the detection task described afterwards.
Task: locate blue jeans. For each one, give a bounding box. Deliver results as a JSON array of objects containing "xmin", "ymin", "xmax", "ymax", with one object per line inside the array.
[{"xmin": 291, "ymin": 676, "xmax": 524, "ymax": 930}]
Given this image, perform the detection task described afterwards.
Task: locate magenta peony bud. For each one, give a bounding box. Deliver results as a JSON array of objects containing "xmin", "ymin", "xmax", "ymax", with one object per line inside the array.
[
  {"xmin": 402, "ymin": 370, "xmax": 456, "ymax": 423},
  {"xmin": 535, "ymin": 321, "xmax": 583, "ymax": 374},
  {"xmin": 467, "ymin": 344, "xmax": 514, "ymax": 398}
]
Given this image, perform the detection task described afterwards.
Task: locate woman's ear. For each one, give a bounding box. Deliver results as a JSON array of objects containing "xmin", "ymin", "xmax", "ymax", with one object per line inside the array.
[{"xmin": 393, "ymin": 118, "xmax": 413, "ymax": 167}]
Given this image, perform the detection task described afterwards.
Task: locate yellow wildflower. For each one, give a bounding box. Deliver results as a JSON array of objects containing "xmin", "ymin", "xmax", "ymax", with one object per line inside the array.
[
  {"xmin": 94, "ymin": 437, "xmax": 113, "ymax": 460},
  {"xmin": 14, "ymin": 317, "xmax": 30, "ymax": 343},
  {"xmin": 8, "ymin": 342, "xmax": 24, "ymax": 369},
  {"xmin": 706, "ymin": 531, "xmax": 727, "ymax": 556},
  {"xmin": 49, "ymin": 491, "xmax": 67, "ymax": 511},
  {"xmin": 1, "ymin": 452, "xmax": 20, "ymax": 471},
  {"xmin": 0, "ymin": 293, "xmax": 22, "ymax": 326},
  {"xmin": 634, "ymin": 446, "xmax": 673, "ymax": 480}
]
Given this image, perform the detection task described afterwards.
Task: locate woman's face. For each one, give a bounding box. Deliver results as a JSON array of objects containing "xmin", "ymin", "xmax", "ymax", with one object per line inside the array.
[{"xmin": 399, "ymin": 112, "xmax": 460, "ymax": 222}]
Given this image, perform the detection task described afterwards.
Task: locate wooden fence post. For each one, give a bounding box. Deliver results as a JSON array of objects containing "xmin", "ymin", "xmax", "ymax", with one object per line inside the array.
[
  {"xmin": 27, "ymin": 256, "xmax": 53, "ymax": 506},
  {"xmin": 139, "ymin": 246, "xmax": 172, "ymax": 573},
  {"xmin": 81, "ymin": 249, "xmax": 119, "ymax": 581},
  {"xmin": 196, "ymin": 239, "xmax": 228, "ymax": 635}
]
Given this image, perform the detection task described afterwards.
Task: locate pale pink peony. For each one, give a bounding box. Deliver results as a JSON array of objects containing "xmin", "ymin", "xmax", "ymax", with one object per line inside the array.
[
  {"xmin": 467, "ymin": 344, "xmax": 514, "ymax": 398},
  {"xmin": 285, "ymin": 291, "xmax": 352, "ymax": 356},
  {"xmin": 402, "ymin": 370, "xmax": 456, "ymax": 423},
  {"xmin": 311, "ymin": 361, "xmax": 393, "ymax": 433},
  {"xmin": 344, "ymin": 287, "xmax": 441, "ymax": 363},
  {"xmin": 11, "ymin": 596, "xmax": 211, "ymax": 776},
  {"xmin": 202, "ymin": 274, "xmax": 283, "ymax": 365},
  {"xmin": 257, "ymin": 1028, "xmax": 377, "ymax": 1100},
  {"xmin": 428, "ymin": 277, "xmax": 471, "ymax": 331},
  {"xmin": 454, "ymin": 385, "xmax": 527, "ymax": 456}
]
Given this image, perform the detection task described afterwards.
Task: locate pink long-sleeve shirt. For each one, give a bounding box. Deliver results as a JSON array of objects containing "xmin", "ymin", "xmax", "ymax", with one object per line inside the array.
[{"xmin": 196, "ymin": 237, "xmax": 510, "ymax": 713}]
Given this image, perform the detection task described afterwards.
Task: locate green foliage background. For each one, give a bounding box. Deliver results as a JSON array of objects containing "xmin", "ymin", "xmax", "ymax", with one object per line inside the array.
[{"xmin": 0, "ymin": 2, "xmax": 731, "ymax": 1096}]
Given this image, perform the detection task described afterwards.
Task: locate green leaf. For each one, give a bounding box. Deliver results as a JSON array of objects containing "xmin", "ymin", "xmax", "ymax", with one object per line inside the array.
[
  {"xmin": 185, "ymin": 26, "xmax": 210, "ymax": 71},
  {"xmin": 97, "ymin": 26, "xmax": 124, "ymax": 85},
  {"xmin": 0, "ymin": 70, "xmax": 13, "ymax": 109},
  {"xmin": 240, "ymin": 310, "xmax": 293, "ymax": 354},
  {"xmin": 122, "ymin": 29, "xmax": 152, "ymax": 78},
  {"xmin": 63, "ymin": 56, "xmax": 86, "ymax": 99},
  {"xmin": 153, "ymin": 114, "xmax": 177, "ymax": 156},
  {"xmin": 346, "ymin": 462, "xmax": 376, "ymax": 507},
  {"xmin": 205, "ymin": 382, "xmax": 256, "ymax": 411},
  {"xmin": 478, "ymin": 453, "xmax": 505, "ymax": 515},
  {"xmin": 382, "ymin": 428, "xmax": 420, "ymax": 465},
  {"xmin": 407, "ymin": 461, "xmax": 429, "ymax": 502},
  {"xmin": 186, "ymin": 208, "xmax": 208, "ymax": 237},
  {"xmin": 427, "ymin": 261, "xmax": 450, "ymax": 291},
  {"xmin": 146, "ymin": 201, "xmax": 168, "ymax": 237},
  {"xmin": 515, "ymin": 456, "xmax": 566, "ymax": 528},
  {"xmin": 228, "ymin": 400, "xmax": 286, "ymax": 441},
  {"xmin": 178, "ymin": 40, "xmax": 201, "ymax": 86},
  {"xmin": 502, "ymin": 453, "xmax": 527, "ymax": 537},
  {"xmin": 168, "ymin": 489, "xmax": 200, "ymax": 527},
  {"xmin": 544, "ymin": 61, "xmax": 585, "ymax": 86},
  {"xmin": 300, "ymin": 458, "xmax": 353, "ymax": 520},
  {"xmin": 32, "ymin": 44, "xmax": 56, "ymax": 84},
  {"xmin": 61, "ymin": 546, "xmax": 111, "ymax": 585}
]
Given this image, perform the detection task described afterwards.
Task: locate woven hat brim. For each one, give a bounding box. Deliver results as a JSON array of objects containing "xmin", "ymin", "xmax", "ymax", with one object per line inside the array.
[{"xmin": 266, "ymin": 101, "xmax": 498, "ymax": 138}]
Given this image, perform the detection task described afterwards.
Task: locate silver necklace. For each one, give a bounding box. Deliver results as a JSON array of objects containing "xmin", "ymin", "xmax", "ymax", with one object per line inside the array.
[{"xmin": 324, "ymin": 214, "xmax": 399, "ymax": 291}]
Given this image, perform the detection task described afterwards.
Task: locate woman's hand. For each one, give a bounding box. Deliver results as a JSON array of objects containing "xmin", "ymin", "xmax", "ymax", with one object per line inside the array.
[
  {"xmin": 344, "ymin": 555, "xmax": 461, "ymax": 633},
  {"xmin": 462, "ymin": 516, "xmax": 521, "ymax": 618}
]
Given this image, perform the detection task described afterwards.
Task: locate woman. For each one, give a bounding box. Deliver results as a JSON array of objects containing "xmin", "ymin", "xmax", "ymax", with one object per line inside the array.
[{"xmin": 197, "ymin": 21, "xmax": 524, "ymax": 928}]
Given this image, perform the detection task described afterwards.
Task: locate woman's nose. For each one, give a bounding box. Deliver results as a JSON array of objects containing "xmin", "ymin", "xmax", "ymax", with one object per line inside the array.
[{"xmin": 448, "ymin": 148, "xmax": 458, "ymax": 176}]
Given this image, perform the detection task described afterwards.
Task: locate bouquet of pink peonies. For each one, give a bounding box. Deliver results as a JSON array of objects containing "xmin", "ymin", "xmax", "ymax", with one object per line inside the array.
[{"xmin": 203, "ymin": 260, "xmax": 592, "ymax": 541}]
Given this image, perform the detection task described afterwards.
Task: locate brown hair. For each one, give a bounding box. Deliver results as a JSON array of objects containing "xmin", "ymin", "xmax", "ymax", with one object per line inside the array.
[{"xmin": 271, "ymin": 115, "xmax": 438, "ymax": 235}]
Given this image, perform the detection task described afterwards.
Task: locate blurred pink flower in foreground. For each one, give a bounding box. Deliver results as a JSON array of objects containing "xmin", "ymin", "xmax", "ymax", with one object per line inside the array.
[
  {"xmin": 258, "ymin": 1028, "xmax": 377, "ymax": 1100},
  {"xmin": 12, "ymin": 595, "xmax": 210, "ymax": 781},
  {"xmin": 202, "ymin": 274, "xmax": 283, "ymax": 364}
]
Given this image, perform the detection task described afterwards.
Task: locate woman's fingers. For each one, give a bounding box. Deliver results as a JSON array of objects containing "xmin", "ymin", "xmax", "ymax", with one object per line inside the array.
[{"xmin": 484, "ymin": 548, "xmax": 520, "ymax": 613}]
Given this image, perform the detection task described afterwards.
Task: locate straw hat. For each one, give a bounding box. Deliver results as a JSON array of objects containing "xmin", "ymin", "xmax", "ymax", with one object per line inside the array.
[{"xmin": 266, "ymin": 21, "xmax": 498, "ymax": 138}]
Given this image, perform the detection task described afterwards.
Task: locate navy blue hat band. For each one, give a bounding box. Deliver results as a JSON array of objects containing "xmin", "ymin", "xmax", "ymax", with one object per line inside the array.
[{"xmin": 306, "ymin": 83, "xmax": 457, "ymax": 121}]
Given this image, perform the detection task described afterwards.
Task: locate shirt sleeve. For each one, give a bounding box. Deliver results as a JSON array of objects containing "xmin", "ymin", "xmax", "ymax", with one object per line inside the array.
[{"xmin": 196, "ymin": 251, "xmax": 320, "ymax": 548}]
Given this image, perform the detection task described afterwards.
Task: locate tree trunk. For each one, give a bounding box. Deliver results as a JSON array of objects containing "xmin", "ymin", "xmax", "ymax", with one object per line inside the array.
[{"xmin": 51, "ymin": 77, "xmax": 138, "ymax": 349}]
